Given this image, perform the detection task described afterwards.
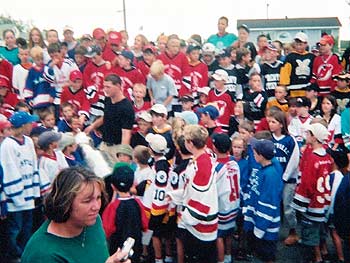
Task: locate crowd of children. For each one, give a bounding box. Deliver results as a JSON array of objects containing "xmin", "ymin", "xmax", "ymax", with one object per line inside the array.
[{"xmin": 0, "ymin": 18, "xmax": 350, "ymax": 263}]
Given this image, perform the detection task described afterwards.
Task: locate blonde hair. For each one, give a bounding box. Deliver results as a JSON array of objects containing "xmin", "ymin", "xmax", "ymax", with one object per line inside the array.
[
  {"xmin": 172, "ymin": 117, "xmax": 185, "ymax": 144},
  {"xmin": 30, "ymin": 46, "xmax": 44, "ymax": 60},
  {"xmin": 183, "ymin": 124, "xmax": 209, "ymax": 149},
  {"xmin": 135, "ymin": 34, "xmax": 149, "ymax": 47},
  {"xmin": 150, "ymin": 60, "xmax": 165, "ymax": 76},
  {"xmin": 133, "ymin": 83, "xmax": 147, "ymax": 96}
]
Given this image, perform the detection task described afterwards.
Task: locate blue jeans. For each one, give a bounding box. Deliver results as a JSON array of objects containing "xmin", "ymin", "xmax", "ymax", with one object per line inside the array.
[{"xmin": 5, "ymin": 209, "xmax": 33, "ymax": 259}]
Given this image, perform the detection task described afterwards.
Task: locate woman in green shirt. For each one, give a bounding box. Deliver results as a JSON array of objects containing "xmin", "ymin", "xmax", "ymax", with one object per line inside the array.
[
  {"xmin": 0, "ymin": 29, "xmax": 20, "ymax": 65},
  {"xmin": 21, "ymin": 167, "xmax": 130, "ymax": 263}
]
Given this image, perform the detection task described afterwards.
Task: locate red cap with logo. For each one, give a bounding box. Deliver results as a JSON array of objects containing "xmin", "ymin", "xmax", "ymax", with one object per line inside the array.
[
  {"xmin": 108, "ymin": 31, "xmax": 122, "ymax": 45},
  {"xmin": 69, "ymin": 70, "xmax": 83, "ymax": 82},
  {"xmin": 92, "ymin": 28, "xmax": 106, "ymax": 40},
  {"xmin": 320, "ymin": 35, "xmax": 334, "ymax": 46}
]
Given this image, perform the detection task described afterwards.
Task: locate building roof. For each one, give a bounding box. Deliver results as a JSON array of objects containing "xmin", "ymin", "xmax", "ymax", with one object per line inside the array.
[{"xmin": 237, "ymin": 17, "xmax": 342, "ymax": 30}]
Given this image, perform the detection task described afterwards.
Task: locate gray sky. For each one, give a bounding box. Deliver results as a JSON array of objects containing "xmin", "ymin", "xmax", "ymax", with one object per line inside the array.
[{"xmin": 2, "ymin": 0, "xmax": 350, "ymax": 42}]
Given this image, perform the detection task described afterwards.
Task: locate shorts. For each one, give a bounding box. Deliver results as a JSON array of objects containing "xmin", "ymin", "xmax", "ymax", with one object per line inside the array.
[
  {"xmin": 247, "ymin": 232, "xmax": 277, "ymax": 262},
  {"xmin": 177, "ymin": 228, "xmax": 217, "ymax": 263},
  {"xmin": 300, "ymin": 218, "xmax": 323, "ymax": 246},
  {"xmin": 152, "ymin": 223, "xmax": 174, "ymax": 239},
  {"xmin": 218, "ymin": 227, "xmax": 235, "ymax": 238}
]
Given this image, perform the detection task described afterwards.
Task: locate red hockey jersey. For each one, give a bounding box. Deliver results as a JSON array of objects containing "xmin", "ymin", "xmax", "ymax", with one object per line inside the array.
[
  {"xmin": 61, "ymin": 86, "xmax": 90, "ymax": 117},
  {"xmin": 311, "ymin": 54, "xmax": 342, "ymax": 96},
  {"xmin": 114, "ymin": 66, "xmax": 146, "ymax": 101},
  {"xmin": 292, "ymin": 148, "xmax": 333, "ymax": 222},
  {"xmin": 207, "ymin": 89, "xmax": 235, "ymax": 130}
]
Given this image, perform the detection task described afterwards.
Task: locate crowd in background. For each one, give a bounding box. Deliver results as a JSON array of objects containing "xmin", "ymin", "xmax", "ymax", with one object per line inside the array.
[{"xmin": 0, "ymin": 16, "xmax": 350, "ymax": 263}]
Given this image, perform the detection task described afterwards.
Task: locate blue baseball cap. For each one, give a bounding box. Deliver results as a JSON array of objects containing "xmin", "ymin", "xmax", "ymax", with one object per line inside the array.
[
  {"xmin": 197, "ymin": 105, "xmax": 219, "ymax": 120},
  {"xmin": 120, "ymin": 50, "xmax": 134, "ymax": 62},
  {"xmin": 250, "ymin": 138, "xmax": 275, "ymax": 160},
  {"xmin": 9, "ymin": 112, "xmax": 39, "ymax": 128},
  {"xmin": 174, "ymin": 111, "xmax": 199, "ymax": 125}
]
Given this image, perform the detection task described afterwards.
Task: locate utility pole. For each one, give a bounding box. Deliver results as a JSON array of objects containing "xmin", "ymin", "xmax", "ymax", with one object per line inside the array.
[
  {"xmin": 123, "ymin": 0, "xmax": 127, "ymax": 31},
  {"xmin": 266, "ymin": 2, "xmax": 270, "ymax": 19}
]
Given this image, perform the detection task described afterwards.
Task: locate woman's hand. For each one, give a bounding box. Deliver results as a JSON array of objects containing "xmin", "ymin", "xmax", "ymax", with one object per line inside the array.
[{"xmin": 105, "ymin": 248, "xmax": 131, "ymax": 263}]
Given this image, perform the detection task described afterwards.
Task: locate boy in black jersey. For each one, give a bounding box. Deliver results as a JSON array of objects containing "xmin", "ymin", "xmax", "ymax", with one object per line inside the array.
[{"xmin": 102, "ymin": 165, "xmax": 148, "ymax": 263}]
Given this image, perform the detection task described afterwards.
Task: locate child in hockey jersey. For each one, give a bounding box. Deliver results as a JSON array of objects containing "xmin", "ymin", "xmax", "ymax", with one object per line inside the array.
[
  {"xmin": 131, "ymin": 111, "xmax": 152, "ymax": 148},
  {"xmin": 149, "ymin": 104, "xmax": 175, "ymax": 161},
  {"xmin": 182, "ymin": 44, "xmax": 208, "ymax": 99},
  {"xmin": 311, "ymin": 35, "xmax": 342, "ymax": 96},
  {"xmin": 24, "ymin": 46, "xmax": 55, "ymax": 113},
  {"xmin": 12, "ymin": 45, "xmax": 32, "ymax": 99},
  {"xmin": 132, "ymin": 83, "xmax": 151, "ymax": 117},
  {"xmin": 212, "ymin": 133, "xmax": 240, "ymax": 263},
  {"xmin": 331, "ymin": 71, "xmax": 350, "ymax": 113},
  {"xmin": 324, "ymin": 149, "xmax": 349, "ymax": 263},
  {"xmin": 288, "ymin": 97, "xmax": 313, "ymax": 148},
  {"xmin": 214, "ymin": 49, "xmax": 236, "ymax": 97},
  {"xmin": 38, "ymin": 109, "xmax": 57, "ymax": 132},
  {"xmin": 115, "ymin": 50, "xmax": 145, "ymax": 101},
  {"xmin": 231, "ymin": 134, "xmax": 250, "ymax": 260},
  {"xmin": 57, "ymin": 102, "xmax": 75, "ymax": 132},
  {"xmin": 305, "ymin": 84, "xmax": 322, "ymax": 117},
  {"xmin": 228, "ymin": 100, "xmax": 247, "ymax": 137},
  {"xmin": 60, "ymin": 69, "xmax": 90, "ymax": 124},
  {"xmin": 207, "ymin": 69, "xmax": 235, "ymax": 132},
  {"xmin": 292, "ymin": 123, "xmax": 333, "ymax": 263},
  {"xmin": 58, "ymin": 132, "xmax": 82, "ymax": 167},
  {"xmin": 102, "ymin": 165, "xmax": 148, "ymax": 263},
  {"xmin": 267, "ymin": 110, "xmax": 300, "ymax": 246},
  {"xmin": 0, "ymin": 78, "xmax": 19, "ymax": 118},
  {"xmin": 168, "ymin": 135, "xmax": 193, "ymax": 263},
  {"xmin": 132, "ymin": 145, "xmax": 154, "ymax": 203},
  {"xmin": 38, "ymin": 131, "xmax": 68, "ymax": 183},
  {"xmin": 260, "ymin": 43, "xmax": 283, "ymax": 100},
  {"xmin": 1, "ymin": 112, "xmax": 50, "ymax": 261},
  {"xmin": 266, "ymin": 85, "xmax": 289, "ymax": 113},
  {"xmin": 243, "ymin": 72, "xmax": 268, "ymax": 129},
  {"xmin": 243, "ymin": 138, "xmax": 283, "ymax": 263},
  {"xmin": 0, "ymin": 119, "xmax": 12, "ymax": 220},
  {"xmin": 144, "ymin": 133, "xmax": 173, "ymax": 263},
  {"xmin": 167, "ymin": 125, "xmax": 218, "ymax": 263},
  {"xmin": 318, "ymin": 95, "xmax": 343, "ymax": 150},
  {"xmin": 132, "ymin": 146, "xmax": 154, "ymax": 262}
]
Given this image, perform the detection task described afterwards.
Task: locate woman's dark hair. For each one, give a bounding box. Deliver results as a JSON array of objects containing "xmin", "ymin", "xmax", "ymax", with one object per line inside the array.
[
  {"xmin": 321, "ymin": 95, "xmax": 337, "ymax": 120},
  {"xmin": 268, "ymin": 109, "xmax": 289, "ymax": 135},
  {"xmin": 2, "ymin": 29, "xmax": 15, "ymax": 39},
  {"xmin": 45, "ymin": 167, "xmax": 106, "ymax": 223}
]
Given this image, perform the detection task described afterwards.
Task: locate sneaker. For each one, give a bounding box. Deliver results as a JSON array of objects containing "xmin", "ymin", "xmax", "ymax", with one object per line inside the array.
[{"xmin": 284, "ymin": 233, "xmax": 300, "ymax": 246}]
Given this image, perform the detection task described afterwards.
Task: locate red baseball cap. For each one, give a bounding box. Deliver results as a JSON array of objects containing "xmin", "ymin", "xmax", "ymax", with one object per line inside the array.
[
  {"xmin": 108, "ymin": 31, "xmax": 122, "ymax": 45},
  {"xmin": 0, "ymin": 78, "xmax": 9, "ymax": 88},
  {"xmin": 143, "ymin": 44, "xmax": 157, "ymax": 54},
  {"xmin": 320, "ymin": 35, "xmax": 334, "ymax": 46},
  {"xmin": 0, "ymin": 119, "xmax": 11, "ymax": 130},
  {"xmin": 69, "ymin": 70, "xmax": 83, "ymax": 82},
  {"xmin": 92, "ymin": 28, "xmax": 106, "ymax": 40}
]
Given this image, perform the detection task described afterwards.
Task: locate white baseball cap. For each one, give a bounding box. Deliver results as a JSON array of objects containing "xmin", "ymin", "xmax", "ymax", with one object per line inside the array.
[
  {"xmin": 137, "ymin": 111, "xmax": 152, "ymax": 122},
  {"xmin": 305, "ymin": 123, "xmax": 329, "ymax": 143},
  {"xmin": 212, "ymin": 69, "xmax": 229, "ymax": 82},
  {"xmin": 202, "ymin": 43, "xmax": 215, "ymax": 54},
  {"xmin": 197, "ymin": 86, "xmax": 211, "ymax": 96},
  {"xmin": 294, "ymin": 32, "xmax": 308, "ymax": 43},
  {"xmin": 151, "ymin": 104, "xmax": 168, "ymax": 116},
  {"xmin": 145, "ymin": 133, "xmax": 168, "ymax": 154}
]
